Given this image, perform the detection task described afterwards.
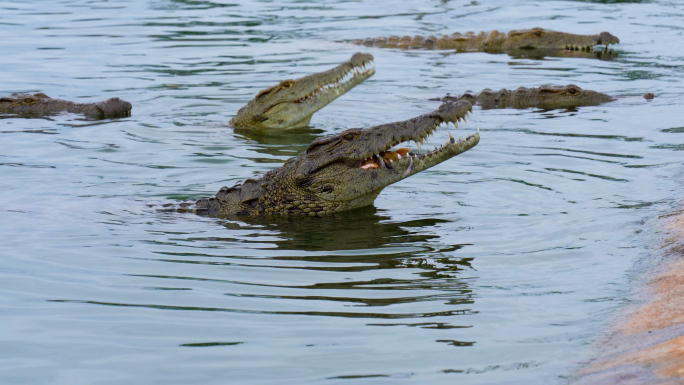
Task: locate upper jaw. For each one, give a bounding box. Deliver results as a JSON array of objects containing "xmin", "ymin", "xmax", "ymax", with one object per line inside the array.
[
  {"xmin": 231, "ymin": 53, "xmax": 375, "ymax": 129},
  {"xmin": 354, "ymin": 100, "xmax": 473, "ymax": 163},
  {"xmin": 301, "ymin": 101, "xmax": 480, "ymax": 204},
  {"xmin": 336, "ymin": 101, "xmax": 480, "ymax": 197},
  {"xmin": 299, "ymin": 101, "xmax": 473, "ymax": 178},
  {"xmin": 290, "ymin": 53, "xmax": 375, "ymax": 105},
  {"xmin": 233, "ymin": 53, "xmax": 375, "ymax": 129}
]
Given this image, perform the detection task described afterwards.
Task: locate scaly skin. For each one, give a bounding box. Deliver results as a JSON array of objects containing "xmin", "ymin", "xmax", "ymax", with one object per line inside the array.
[
  {"xmin": 0, "ymin": 93, "xmax": 132, "ymax": 119},
  {"xmin": 230, "ymin": 53, "xmax": 375, "ymax": 131},
  {"xmin": 431, "ymin": 85, "xmax": 617, "ymax": 110},
  {"xmin": 352, "ymin": 28, "xmax": 619, "ymax": 53},
  {"xmin": 197, "ymin": 101, "xmax": 479, "ymax": 217}
]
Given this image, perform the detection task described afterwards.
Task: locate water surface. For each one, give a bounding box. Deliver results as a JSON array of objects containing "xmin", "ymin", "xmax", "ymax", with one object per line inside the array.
[{"xmin": 1, "ymin": 0, "xmax": 684, "ymax": 384}]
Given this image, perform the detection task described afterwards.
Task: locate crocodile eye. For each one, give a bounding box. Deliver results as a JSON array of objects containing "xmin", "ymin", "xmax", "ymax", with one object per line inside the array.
[
  {"xmin": 343, "ymin": 133, "xmax": 358, "ymax": 141},
  {"xmin": 566, "ymin": 88, "xmax": 579, "ymax": 95},
  {"xmin": 24, "ymin": 98, "xmax": 37, "ymax": 105},
  {"xmin": 280, "ymin": 80, "xmax": 295, "ymax": 88},
  {"xmin": 533, "ymin": 30, "xmax": 544, "ymax": 37}
]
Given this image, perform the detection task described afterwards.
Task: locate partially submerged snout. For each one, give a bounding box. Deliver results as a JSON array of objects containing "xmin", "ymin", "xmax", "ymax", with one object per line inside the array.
[
  {"xmin": 0, "ymin": 92, "xmax": 132, "ymax": 119},
  {"xmin": 535, "ymin": 84, "xmax": 616, "ymax": 109},
  {"xmin": 230, "ymin": 52, "xmax": 375, "ymax": 131},
  {"xmin": 90, "ymin": 97, "xmax": 132, "ymax": 118}
]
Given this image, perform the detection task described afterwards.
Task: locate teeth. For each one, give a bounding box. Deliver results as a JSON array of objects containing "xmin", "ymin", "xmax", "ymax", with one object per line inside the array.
[
  {"xmin": 404, "ymin": 156, "xmax": 413, "ymax": 176},
  {"xmin": 359, "ymin": 60, "xmax": 374, "ymax": 73},
  {"xmin": 416, "ymin": 139, "xmax": 422, "ymax": 152},
  {"xmin": 449, "ymin": 131, "xmax": 454, "ymax": 142}
]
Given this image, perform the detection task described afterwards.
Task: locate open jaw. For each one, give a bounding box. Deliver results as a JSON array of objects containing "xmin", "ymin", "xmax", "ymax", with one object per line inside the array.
[
  {"xmin": 304, "ymin": 100, "xmax": 480, "ymax": 206},
  {"xmin": 230, "ymin": 52, "xmax": 375, "ymax": 130},
  {"xmin": 358, "ymin": 118, "xmax": 477, "ymax": 173}
]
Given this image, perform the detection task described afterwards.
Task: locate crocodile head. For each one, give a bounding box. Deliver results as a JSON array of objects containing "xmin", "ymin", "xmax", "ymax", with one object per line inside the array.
[
  {"xmin": 533, "ymin": 84, "xmax": 616, "ymax": 109},
  {"xmin": 197, "ymin": 101, "xmax": 479, "ymax": 217},
  {"xmin": 230, "ymin": 53, "xmax": 375, "ymax": 131},
  {"xmin": 0, "ymin": 92, "xmax": 132, "ymax": 119},
  {"xmin": 503, "ymin": 28, "xmax": 619, "ymax": 51}
]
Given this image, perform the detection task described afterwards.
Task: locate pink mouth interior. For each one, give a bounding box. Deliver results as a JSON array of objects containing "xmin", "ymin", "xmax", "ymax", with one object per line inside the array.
[{"xmin": 360, "ymin": 148, "xmax": 410, "ymax": 169}]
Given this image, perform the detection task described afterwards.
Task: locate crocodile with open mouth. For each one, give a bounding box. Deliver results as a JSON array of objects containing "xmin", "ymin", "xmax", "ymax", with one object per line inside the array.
[
  {"xmin": 230, "ymin": 52, "xmax": 375, "ymax": 131},
  {"xmin": 196, "ymin": 100, "xmax": 479, "ymax": 217},
  {"xmin": 352, "ymin": 28, "xmax": 619, "ymax": 54},
  {"xmin": 0, "ymin": 92, "xmax": 132, "ymax": 119},
  {"xmin": 430, "ymin": 85, "xmax": 655, "ymax": 110}
]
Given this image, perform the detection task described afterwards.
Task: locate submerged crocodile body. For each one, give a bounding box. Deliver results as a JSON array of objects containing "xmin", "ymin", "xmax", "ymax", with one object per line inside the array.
[
  {"xmin": 431, "ymin": 85, "xmax": 655, "ymax": 110},
  {"xmin": 197, "ymin": 101, "xmax": 479, "ymax": 217},
  {"xmin": 431, "ymin": 85, "xmax": 617, "ymax": 110},
  {"xmin": 230, "ymin": 53, "xmax": 375, "ymax": 131},
  {"xmin": 0, "ymin": 93, "xmax": 132, "ymax": 119},
  {"xmin": 352, "ymin": 28, "xmax": 619, "ymax": 53}
]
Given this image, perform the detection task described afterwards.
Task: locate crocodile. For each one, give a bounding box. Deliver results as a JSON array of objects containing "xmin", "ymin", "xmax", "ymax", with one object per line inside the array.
[
  {"xmin": 430, "ymin": 85, "xmax": 654, "ymax": 110},
  {"xmin": 352, "ymin": 28, "xmax": 619, "ymax": 53},
  {"xmin": 0, "ymin": 93, "xmax": 132, "ymax": 119},
  {"xmin": 230, "ymin": 52, "xmax": 375, "ymax": 131},
  {"xmin": 196, "ymin": 100, "xmax": 479, "ymax": 217}
]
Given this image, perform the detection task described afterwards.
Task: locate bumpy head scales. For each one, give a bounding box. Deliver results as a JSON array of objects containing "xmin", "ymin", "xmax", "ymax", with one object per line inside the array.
[
  {"xmin": 0, "ymin": 93, "xmax": 51, "ymax": 110},
  {"xmin": 230, "ymin": 52, "xmax": 375, "ymax": 130},
  {"xmin": 534, "ymin": 84, "xmax": 616, "ymax": 108},
  {"xmin": 90, "ymin": 97, "xmax": 132, "ymax": 118},
  {"xmin": 505, "ymin": 28, "xmax": 619, "ymax": 51}
]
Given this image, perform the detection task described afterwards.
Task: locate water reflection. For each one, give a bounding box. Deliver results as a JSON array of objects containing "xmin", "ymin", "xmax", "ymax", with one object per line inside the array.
[
  {"xmin": 236, "ymin": 125, "xmax": 325, "ymax": 158},
  {"xmin": 82, "ymin": 208, "xmax": 478, "ymax": 324}
]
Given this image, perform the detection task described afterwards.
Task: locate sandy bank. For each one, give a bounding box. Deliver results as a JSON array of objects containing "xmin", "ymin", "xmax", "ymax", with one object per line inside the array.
[{"xmin": 571, "ymin": 207, "xmax": 684, "ymax": 384}]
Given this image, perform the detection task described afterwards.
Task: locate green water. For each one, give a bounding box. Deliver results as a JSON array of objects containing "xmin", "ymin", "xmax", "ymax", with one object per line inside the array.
[{"xmin": 1, "ymin": 0, "xmax": 683, "ymax": 383}]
